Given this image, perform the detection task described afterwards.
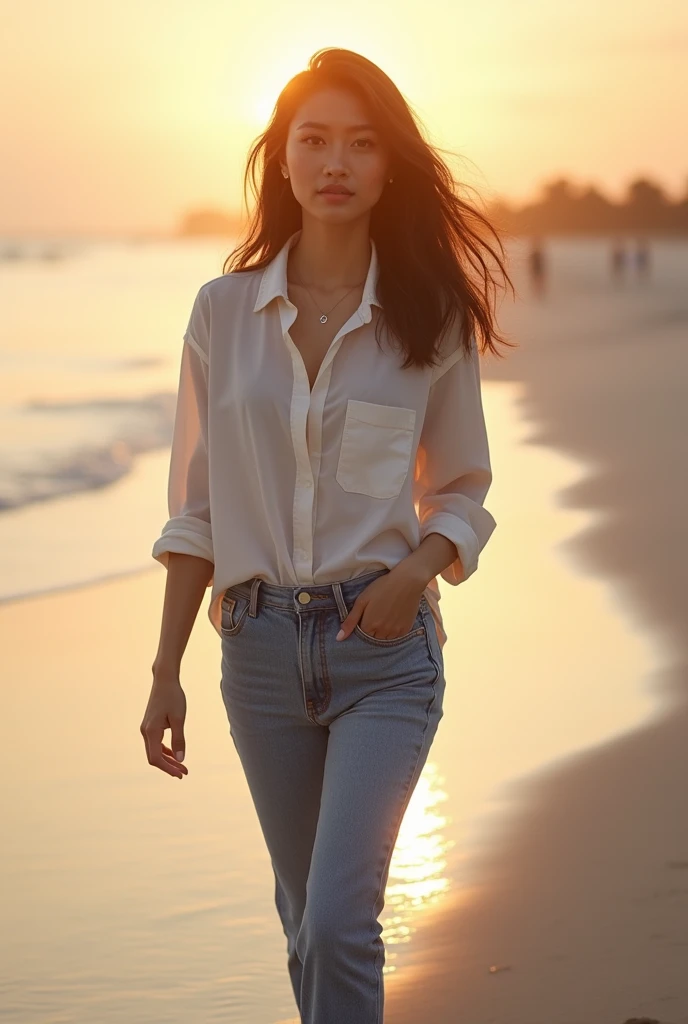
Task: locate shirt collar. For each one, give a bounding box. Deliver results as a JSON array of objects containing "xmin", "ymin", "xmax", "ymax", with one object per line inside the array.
[{"xmin": 252, "ymin": 228, "xmax": 382, "ymax": 323}]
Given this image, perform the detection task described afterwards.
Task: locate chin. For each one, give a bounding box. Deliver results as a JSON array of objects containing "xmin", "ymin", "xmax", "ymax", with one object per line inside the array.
[{"xmin": 308, "ymin": 205, "xmax": 359, "ymax": 221}]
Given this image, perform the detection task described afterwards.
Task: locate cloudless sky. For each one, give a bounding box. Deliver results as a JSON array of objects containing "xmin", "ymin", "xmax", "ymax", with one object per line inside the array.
[{"xmin": 1, "ymin": 0, "xmax": 686, "ymax": 234}]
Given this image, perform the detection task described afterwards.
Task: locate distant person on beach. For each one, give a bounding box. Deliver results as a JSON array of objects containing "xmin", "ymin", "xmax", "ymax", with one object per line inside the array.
[
  {"xmin": 611, "ymin": 237, "xmax": 627, "ymax": 279},
  {"xmin": 634, "ymin": 237, "xmax": 651, "ymax": 278},
  {"xmin": 142, "ymin": 46, "xmax": 514, "ymax": 1023},
  {"xmin": 527, "ymin": 236, "xmax": 546, "ymax": 296}
]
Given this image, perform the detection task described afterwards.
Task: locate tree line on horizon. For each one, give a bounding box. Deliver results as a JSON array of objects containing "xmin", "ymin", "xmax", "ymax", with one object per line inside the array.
[
  {"xmin": 485, "ymin": 175, "xmax": 688, "ymax": 236},
  {"xmin": 177, "ymin": 174, "xmax": 688, "ymax": 238}
]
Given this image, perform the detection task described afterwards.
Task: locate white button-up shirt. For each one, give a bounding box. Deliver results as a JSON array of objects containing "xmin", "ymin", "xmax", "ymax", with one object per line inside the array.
[{"xmin": 152, "ymin": 229, "xmax": 497, "ymax": 649}]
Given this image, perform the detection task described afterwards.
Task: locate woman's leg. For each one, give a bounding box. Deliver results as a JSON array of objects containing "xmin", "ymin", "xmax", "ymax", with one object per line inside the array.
[
  {"xmin": 219, "ymin": 571, "xmax": 445, "ymax": 1023},
  {"xmin": 295, "ymin": 581, "xmax": 445, "ymax": 1023},
  {"xmin": 219, "ymin": 587, "xmax": 328, "ymax": 1010}
]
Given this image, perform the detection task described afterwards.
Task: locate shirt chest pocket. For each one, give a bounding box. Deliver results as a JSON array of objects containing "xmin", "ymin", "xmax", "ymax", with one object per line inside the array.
[{"xmin": 335, "ymin": 399, "xmax": 417, "ymax": 500}]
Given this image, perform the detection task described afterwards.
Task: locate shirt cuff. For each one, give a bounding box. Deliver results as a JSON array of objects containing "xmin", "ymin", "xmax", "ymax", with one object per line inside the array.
[
  {"xmin": 421, "ymin": 506, "xmax": 496, "ymax": 585},
  {"xmin": 151, "ymin": 516, "xmax": 214, "ymax": 575}
]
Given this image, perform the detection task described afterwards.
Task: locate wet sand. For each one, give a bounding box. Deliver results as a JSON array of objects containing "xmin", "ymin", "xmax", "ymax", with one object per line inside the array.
[{"xmin": 385, "ymin": 271, "xmax": 688, "ymax": 1022}]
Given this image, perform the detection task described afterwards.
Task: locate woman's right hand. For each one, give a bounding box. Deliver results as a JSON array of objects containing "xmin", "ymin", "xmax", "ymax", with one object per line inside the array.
[{"xmin": 140, "ymin": 675, "xmax": 189, "ymax": 779}]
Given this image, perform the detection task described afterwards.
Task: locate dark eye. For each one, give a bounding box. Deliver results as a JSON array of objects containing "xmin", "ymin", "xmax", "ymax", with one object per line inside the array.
[{"xmin": 300, "ymin": 136, "xmax": 375, "ymax": 148}]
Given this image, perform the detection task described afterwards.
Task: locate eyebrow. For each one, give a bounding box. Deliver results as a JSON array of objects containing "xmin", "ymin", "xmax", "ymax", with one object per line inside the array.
[{"xmin": 295, "ymin": 121, "xmax": 378, "ymax": 132}]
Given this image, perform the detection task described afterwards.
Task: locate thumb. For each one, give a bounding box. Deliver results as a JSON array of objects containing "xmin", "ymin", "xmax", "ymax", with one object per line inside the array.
[{"xmin": 170, "ymin": 716, "xmax": 186, "ymax": 762}]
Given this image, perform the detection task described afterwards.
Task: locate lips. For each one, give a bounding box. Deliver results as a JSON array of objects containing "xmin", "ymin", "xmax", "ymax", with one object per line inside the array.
[{"xmin": 319, "ymin": 186, "xmax": 353, "ymax": 195}]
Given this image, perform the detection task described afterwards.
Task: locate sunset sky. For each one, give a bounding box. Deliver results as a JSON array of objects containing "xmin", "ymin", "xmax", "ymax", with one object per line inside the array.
[{"xmin": 1, "ymin": 0, "xmax": 686, "ymax": 235}]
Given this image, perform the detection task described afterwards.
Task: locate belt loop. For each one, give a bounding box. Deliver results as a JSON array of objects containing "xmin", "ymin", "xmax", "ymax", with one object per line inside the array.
[
  {"xmin": 331, "ymin": 582, "xmax": 348, "ymax": 622},
  {"xmin": 249, "ymin": 577, "xmax": 262, "ymax": 617}
]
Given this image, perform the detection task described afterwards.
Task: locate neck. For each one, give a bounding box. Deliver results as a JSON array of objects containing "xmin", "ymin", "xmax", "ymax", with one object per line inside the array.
[{"xmin": 287, "ymin": 217, "xmax": 371, "ymax": 295}]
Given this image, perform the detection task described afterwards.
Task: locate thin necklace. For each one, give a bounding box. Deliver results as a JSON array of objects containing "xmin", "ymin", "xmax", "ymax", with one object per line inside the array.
[{"xmin": 291, "ymin": 274, "xmax": 365, "ymax": 324}]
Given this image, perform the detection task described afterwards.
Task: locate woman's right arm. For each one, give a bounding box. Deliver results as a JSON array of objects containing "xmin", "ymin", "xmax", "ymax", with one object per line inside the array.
[
  {"xmin": 143, "ymin": 291, "xmax": 214, "ymax": 779},
  {"xmin": 141, "ymin": 552, "xmax": 212, "ymax": 779}
]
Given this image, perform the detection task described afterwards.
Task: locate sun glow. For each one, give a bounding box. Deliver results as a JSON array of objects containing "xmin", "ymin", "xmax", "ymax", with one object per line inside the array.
[{"xmin": 247, "ymin": 57, "xmax": 308, "ymax": 128}]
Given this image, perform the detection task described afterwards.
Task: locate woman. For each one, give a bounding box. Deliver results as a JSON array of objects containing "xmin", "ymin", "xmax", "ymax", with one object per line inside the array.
[{"xmin": 142, "ymin": 46, "xmax": 514, "ymax": 1024}]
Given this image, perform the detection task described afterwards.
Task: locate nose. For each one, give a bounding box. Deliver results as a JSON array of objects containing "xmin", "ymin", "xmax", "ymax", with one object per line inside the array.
[{"xmin": 323, "ymin": 145, "xmax": 350, "ymax": 175}]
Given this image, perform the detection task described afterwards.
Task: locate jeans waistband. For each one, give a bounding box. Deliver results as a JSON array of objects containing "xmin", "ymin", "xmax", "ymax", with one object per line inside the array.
[{"xmin": 224, "ymin": 567, "xmax": 393, "ymax": 618}]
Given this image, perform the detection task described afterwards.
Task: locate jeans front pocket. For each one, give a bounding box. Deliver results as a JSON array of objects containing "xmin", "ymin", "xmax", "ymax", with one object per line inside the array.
[
  {"xmin": 352, "ymin": 595, "xmax": 428, "ymax": 648},
  {"xmin": 221, "ymin": 591, "xmax": 251, "ymax": 637},
  {"xmin": 335, "ymin": 399, "xmax": 416, "ymax": 499}
]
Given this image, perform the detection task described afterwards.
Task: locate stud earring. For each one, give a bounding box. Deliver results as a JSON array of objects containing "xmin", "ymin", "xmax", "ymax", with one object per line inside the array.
[{"xmin": 388, "ymin": 177, "xmax": 394, "ymax": 183}]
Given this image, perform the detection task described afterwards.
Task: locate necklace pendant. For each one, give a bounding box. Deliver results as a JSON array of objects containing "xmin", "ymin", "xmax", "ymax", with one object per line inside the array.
[{"xmin": 319, "ymin": 314, "xmax": 328, "ymax": 324}]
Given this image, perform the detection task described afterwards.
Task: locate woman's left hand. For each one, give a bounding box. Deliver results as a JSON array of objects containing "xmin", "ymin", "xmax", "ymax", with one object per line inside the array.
[{"xmin": 336, "ymin": 567, "xmax": 427, "ymax": 641}]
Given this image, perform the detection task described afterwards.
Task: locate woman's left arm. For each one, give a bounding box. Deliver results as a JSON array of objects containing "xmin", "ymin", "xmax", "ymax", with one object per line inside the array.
[
  {"xmin": 403, "ymin": 332, "xmax": 497, "ymax": 587},
  {"xmin": 337, "ymin": 333, "xmax": 498, "ymax": 640}
]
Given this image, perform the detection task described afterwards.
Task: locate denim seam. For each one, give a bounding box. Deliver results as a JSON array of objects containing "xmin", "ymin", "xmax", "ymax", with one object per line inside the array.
[
  {"xmin": 296, "ymin": 608, "xmax": 313, "ymax": 723},
  {"xmin": 420, "ymin": 604, "xmax": 442, "ymax": 688},
  {"xmin": 314, "ymin": 612, "xmax": 332, "ymax": 717},
  {"xmin": 354, "ymin": 623, "xmax": 426, "ymax": 647}
]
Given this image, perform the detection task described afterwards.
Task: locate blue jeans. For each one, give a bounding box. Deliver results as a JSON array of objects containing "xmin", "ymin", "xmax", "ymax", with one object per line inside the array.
[{"xmin": 219, "ymin": 567, "xmax": 446, "ymax": 1023}]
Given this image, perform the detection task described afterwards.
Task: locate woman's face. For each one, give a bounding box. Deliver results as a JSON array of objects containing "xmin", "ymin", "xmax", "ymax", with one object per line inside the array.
[{"xmin": 281, "ymin": 86, "xmax": 391, "ymax": 223}]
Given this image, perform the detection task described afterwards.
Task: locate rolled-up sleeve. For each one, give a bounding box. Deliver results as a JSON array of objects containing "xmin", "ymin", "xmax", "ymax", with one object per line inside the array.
[
  {"xmin": 151, "ymin": 292, "xmax": 214, "ymax": 582},
  {"xmin": 414, "ymin": 332, "xmax": 497, "ymax": 585}
]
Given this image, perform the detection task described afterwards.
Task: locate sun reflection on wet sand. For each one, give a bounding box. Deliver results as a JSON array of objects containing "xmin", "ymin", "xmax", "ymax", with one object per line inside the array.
[{"xmin": 381, "ymin": 760, "xmax": 453, "ymax": 974}]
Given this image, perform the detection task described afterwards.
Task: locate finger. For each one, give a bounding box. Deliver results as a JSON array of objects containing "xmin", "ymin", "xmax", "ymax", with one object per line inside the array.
[
  {"xmin": 140, "ymin": 722, "xmax": 151, "ymax": 761},
  {"xmin": 161, "ymin": 743, "xmax": 186, "ymax": 762},
  {"xmin": 140, "ymin": 721, "xmax": 158, "ymax": 764},
  {"xmin": 149, "ymin": 753, "xmax": 185, "ymax": 779},
  {"xmin": 336, "ymin": 598, "xmax": 365, "ymax": 640},
  {"xmin": 169, "ymin": 716, "xmax": 186, "ymax": 763},
  {"xmin": 143, "ymin": 724, "xmax": 183, "ymax": 777},
  {"xmin": 162, "ymin": 753, "xmax": 188, "ymax": 774},
  {"xmin": 336, "ymin": 616, "xmax": 359, "ymax": 640},
  {"xmin": 143, "ymin": 722, "xmax": 164, "ymax": 764},
  {"xmin": 161, "ymin": 745, "xmax": 189, "ymax": 773}
]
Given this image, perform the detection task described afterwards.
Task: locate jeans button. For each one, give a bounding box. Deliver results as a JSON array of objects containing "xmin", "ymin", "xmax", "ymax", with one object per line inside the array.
[{"xmin": 298, "ymin": 592, "xmax": 312, "ymax": 604}]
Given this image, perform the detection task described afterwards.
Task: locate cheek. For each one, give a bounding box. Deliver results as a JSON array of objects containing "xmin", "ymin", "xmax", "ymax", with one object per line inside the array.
[
  {"xmin": 288, "ymin": 146, "xmax": 318, "ymax": 175},
  {"xmin": 290, "ymin": 161, "xmax": 324, "ymax": 200},
  {"xmin": 358, "ymin": 167, "xmax": 387, "ymax": 198},
  {"xmin": 359, "ymin": 153, "xmax": 389, "ymax": 188}
]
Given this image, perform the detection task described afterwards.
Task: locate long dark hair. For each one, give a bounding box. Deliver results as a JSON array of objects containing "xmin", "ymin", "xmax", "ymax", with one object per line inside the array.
[{"xmin": 222, "ymin": 47, "xmax": 516, "ymax": 370}]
